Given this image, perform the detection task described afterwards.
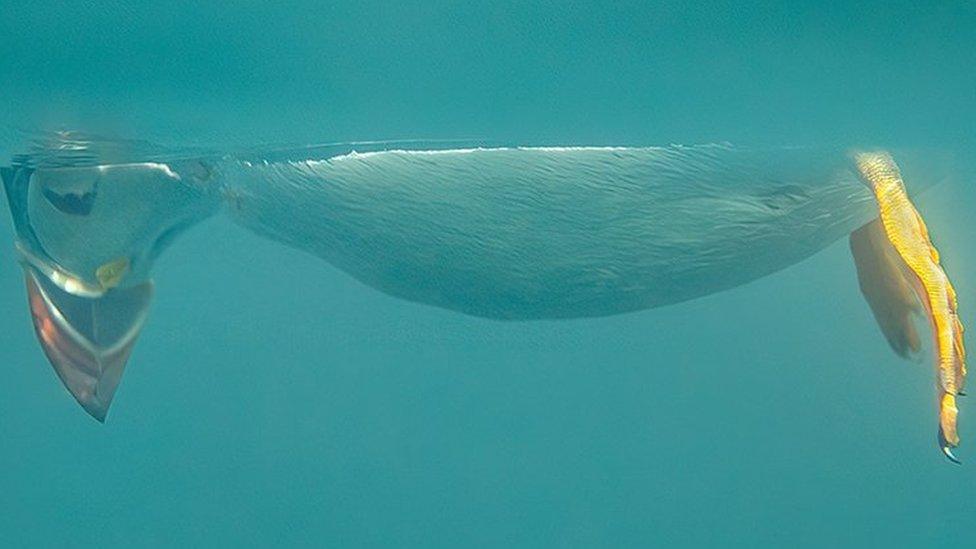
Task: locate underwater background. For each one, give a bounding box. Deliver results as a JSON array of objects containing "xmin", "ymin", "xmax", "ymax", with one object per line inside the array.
[{"xmin": 1, "ymin": 2, "xmax": 975, "ymax": 546}]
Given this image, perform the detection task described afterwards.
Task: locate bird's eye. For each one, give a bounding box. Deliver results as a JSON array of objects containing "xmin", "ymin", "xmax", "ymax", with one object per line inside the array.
[
  {"xmin": 33, "ymin": 168, "xmax": 100, "ymax": 216},
  {"xmin": 42, "ymin": 187, "xmax": 98, "ymax": 216}
]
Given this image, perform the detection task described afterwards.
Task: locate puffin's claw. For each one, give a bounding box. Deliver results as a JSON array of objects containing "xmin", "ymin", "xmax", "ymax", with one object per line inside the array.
[{"xmin": 941, "ymin": 444, "xmax": 962, "ymax": 465}]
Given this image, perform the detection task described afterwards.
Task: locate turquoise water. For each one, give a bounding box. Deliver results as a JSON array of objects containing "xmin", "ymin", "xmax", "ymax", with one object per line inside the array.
[{"xmin": 1, "ymin": 2, "xmax": 975, "ymax": 546}]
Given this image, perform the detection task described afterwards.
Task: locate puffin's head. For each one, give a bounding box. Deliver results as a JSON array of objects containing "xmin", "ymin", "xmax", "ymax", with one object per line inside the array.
[{"xmin": 1, "ymin": 160, "xmax": 217, "ymax": 420}]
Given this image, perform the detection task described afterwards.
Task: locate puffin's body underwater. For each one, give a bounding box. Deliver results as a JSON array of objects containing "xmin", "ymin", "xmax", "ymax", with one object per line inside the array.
[{"xmin": 0, "ymin": 135, "xmax": 966, "ymax": 461}]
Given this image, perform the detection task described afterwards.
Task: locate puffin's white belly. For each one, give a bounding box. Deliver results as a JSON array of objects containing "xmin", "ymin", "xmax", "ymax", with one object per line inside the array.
[{"xmin": 220, "ymin": 145, "xmax": 888, "ymax": 319}]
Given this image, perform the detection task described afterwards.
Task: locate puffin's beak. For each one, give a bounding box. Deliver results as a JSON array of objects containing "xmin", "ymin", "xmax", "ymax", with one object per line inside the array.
[{"xmin": 23, "ymin": 265, "xmax": 153, "ymax": 422}]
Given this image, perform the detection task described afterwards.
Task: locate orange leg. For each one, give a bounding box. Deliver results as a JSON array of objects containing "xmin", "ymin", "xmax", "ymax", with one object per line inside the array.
[{"xmin": 854, "ymin": 151, "xmax": 966, "ymax": 462}]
